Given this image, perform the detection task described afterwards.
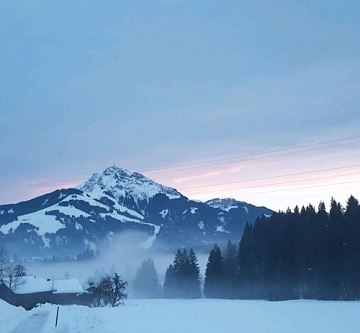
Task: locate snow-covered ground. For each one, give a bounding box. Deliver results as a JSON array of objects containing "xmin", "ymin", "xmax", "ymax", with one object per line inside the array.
[{"xmin": 1, "ymin": 298, "xmax": 360, "ymax": 333}]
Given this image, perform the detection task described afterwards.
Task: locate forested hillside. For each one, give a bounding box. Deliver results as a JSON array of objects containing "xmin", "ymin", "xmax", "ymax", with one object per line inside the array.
[{"xmin": 203, "ymin": 195, "xmax": 360, "ymax": 300}]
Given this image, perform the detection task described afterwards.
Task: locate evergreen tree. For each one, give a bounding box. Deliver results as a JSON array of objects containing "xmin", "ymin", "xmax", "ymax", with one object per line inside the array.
[
  {"xmin": 133, "ymin": 258, "xmax": 161, "ymax": 298},
  {"xmin": 188, "ymin": 249, "xmax": 202, "ymax": 298},
  {"xmin": 223, "ymin": 241, "xmax": 238, "ymax": 298},
  {"xmin": 345, "ymin": 195, "xmax": 359, "ymax": 223},
  {"xmin": 204, "ymin": 244, "xmax": 223, "ymax": 298},
  {"xmin": 232, "ymin": 195, "xmax": 360, "ymax": 300},
  {"xmin": 164, "ymin": 195, "xmax": 360, "ymax": 301},
  {"xmin": 164, "ymin": 248, "xmax": 202, "ymax": 298},
  {"xmin": 329, "ymin": 198, "xmax": 343, "ymax": 224},
  {"xmin": 237, "ymin": 223, "xmax": 256, "ymax": 298},
  {"xmin": 163, "ymin": 264, "xmax": 176, "ymax": 298}
]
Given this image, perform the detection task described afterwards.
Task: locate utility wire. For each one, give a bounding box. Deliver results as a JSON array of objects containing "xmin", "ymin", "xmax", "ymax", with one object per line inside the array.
[
  {"xmin": 145, "ymin": 135, "xmax": 360, "ymax": 173},
  {"xmin": 179, "ymin": 164, "xmax": 360, "ymax": 191},
  {"xmin": 3, "ymin": 162, "xmax": 360, "ymax": 194},
  {"xmin": 2, "ymin": 135, "xmax": 360, "ymax": 193},
  {"xmin": 187, "ymin": 171, "xmax": 360, "ymax": 196},
  {"xmin": 228, "ymin": 179, "xmax": 360, "ymax": 196}
]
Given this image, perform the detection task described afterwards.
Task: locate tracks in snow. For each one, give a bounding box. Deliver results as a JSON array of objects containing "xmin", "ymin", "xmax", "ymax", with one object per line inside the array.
[{"xmin": 11, "ymin": 310, "xmax": 49, "ymax": 333}]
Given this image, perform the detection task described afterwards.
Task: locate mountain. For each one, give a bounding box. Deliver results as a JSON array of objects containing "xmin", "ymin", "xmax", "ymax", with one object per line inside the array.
[
  {"xmin": 80, "ymin": 166, "xmax": 181, "ymax": 204},
  {"xmin": 0, "ymin": 166, "xmax": 273, "ymax": 258}
]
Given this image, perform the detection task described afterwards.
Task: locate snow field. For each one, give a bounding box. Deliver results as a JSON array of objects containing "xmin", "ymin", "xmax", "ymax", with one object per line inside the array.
[{"xmin": 1, "ymin": 299, "xmax": 360, "ymax": 333}]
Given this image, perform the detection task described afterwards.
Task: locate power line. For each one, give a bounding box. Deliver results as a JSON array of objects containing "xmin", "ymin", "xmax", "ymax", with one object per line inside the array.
[
  {"xmin": 145, "ymin": 136, "xmax": 360, "ymax": 174},
  {"xmin": 226, "ymin": 179, "xmax": 360, "ymax": 197},
  {"xmin": 179, "ymin": 163, "xmax": 360, "ymax": 191},
  {"xmin": 2, "ymin": 162, "xmax": 360, "ymax": 196},
  {"xmin": 3, "ymin": 162, "xmax": 360, "ymax": 195},
  {"xmin": 187, "ymin": 171, "xmax": 360, "ymax": 196},
  {"xmin": 1, "ymin": 135, "xmax": 360, "ymax": 194}
]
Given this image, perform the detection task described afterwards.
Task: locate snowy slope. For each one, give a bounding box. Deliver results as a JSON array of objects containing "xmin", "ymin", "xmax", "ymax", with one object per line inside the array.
[
  {"xmin": 0, "ymin": 189, "xmax": 150, "ymax": 246},
  {"xmin": 0, "ymin": 166, "xmax": 272, "ymax": 258},
  {"xmin": 206, "ymin": 198, "xmax": 244, "ymax": 211},
  {"xmin": 206, "ymin": 198, "xmax": 271, "ymax": 214},
  {"xmin": 0, "ymin": 300, "xmax": 27, "ymax": 333},
  {"xmin": 80, "ymin": 166, "xmax": 181, "ymax": 205},
  {"xmin": 0, "ymin": 208, "xmax": 67, "ymax": 237}
]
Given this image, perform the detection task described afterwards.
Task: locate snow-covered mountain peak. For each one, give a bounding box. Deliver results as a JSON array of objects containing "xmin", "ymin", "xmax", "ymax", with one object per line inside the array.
[
  {"xmin": 0, "ymin": 167, "xmax": 273, "ymax": 257},
  {"xmin": 206, "ymin": 198, "xmax": 246, "ymax": 212},
  {"xmin": 79, "ymin": 165, "xmax": 181, "ymax": 202}
]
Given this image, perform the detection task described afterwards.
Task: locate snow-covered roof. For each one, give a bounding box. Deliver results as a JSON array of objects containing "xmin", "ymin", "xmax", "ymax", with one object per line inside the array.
[
  {"xmin": 14, "ymin": 276, "xmax": 84, "ymax": 295},
  {"xmin": 15, "ymin": 276, "xmax": 52, "ymax": 294},
  {"xmin": 53, "ymin": 279, "xmax": 84, "ymax": 294}
]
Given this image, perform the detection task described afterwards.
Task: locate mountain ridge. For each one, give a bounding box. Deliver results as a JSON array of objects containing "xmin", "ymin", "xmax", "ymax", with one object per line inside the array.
[{"xmin": 0, "ymin": 166, "xmax": 273, "ymax": 258}]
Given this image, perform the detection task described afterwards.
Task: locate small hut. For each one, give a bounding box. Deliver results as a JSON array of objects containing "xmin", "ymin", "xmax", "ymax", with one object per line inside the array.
[{"xmin": 0, "ymin": 275, "xmax": 89, "ymax": 310}]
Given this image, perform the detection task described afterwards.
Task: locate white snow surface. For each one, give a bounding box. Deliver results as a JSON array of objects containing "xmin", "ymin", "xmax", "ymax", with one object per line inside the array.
[
  {"xmin": 190, "ymin": 207, "xmax": 198, "ymax": 214},
  {"xmin": 0, "ymin": 300, "xmax": 27, "ymax": 333},
  {"xmin": 99, "ymin": 193, "xmax": 144, "ymax": 220},
  {"xmin": 53, "ymin": 279, "xmax": 84, "ymax": 294},
  {"xmin": 79, "ymin": 166, "xmax": 181, "ymax": 203},
  {"xmin": 159, "ymin": 209, "xmax": 168, "ymax": 218},
  {"xmin": 0, "ymin": 181, "xmax": 148, "ymax": 238},
  {"xmin": 216, "ymin": 225, "xmax": 230, "ymax": 233},
  {"xmin": 1, "ymin": 299, "xmax": 360, "ymax": 333},
  {"xmin": 63, "ymin": 193, "xmax": 109, "ymax": 210},
  {"xmin": 14, "ymin": 276, "xmax": 84, "ymax": 295},
  {"xmin": 14, "ymin": 276, "xmax": 53, "ymax": 294},
  {"xmin": 206, "ymin": 198, "xmax": 245, "ymax": 212},
  {"xmin": 0, "ymin": 193, "xmax": 108, "ymax": 237},
  {"xmin": 139, "ymin": 224, "xmax": 161, "ymax": 249},
  {"xmin": 99, "ymin": 211, "xmax": 140, "ymax": 223},
  {"xmin": 0, "ymin": 209, "xmax": 66, "ymax": 236}
]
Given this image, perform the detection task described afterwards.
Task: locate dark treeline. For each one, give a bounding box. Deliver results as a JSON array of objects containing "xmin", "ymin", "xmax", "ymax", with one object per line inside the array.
[
  {"xmin": 131, "ymin": 196, "xmax": 360, "ymax": 300},
  {"xmin": 164, "ymin": 249, "xmax": 201, "ymax": 298},
  {"xmin": 204, "ymin": 195, "xmax": 360, "ymax": 300}
]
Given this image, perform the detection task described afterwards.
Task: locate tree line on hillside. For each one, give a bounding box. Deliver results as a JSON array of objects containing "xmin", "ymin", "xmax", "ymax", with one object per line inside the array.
[
  {"xmin": 132, "ymin": 195, "xmax": 360, "ymax": 301},
  {"xmin": 204, "ymin": 195, "xmax": 360, "ymax": 300}
]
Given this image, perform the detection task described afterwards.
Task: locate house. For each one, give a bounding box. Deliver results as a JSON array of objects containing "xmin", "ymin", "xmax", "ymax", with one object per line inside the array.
[{"xmin": 0, "ymin": 275, "xmax": 91, "ymax": 310}]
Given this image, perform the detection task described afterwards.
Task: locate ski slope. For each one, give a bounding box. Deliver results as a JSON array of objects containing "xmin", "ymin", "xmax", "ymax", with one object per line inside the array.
[{"xmin": 1, "ymin": 299, "xmax": 360, "ymax": 333}]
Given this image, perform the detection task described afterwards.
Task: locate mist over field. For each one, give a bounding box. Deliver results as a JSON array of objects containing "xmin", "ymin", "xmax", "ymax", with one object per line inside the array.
[{"xmin": 25, "ymin": 231, "xmax": 209, "ymax": 289}]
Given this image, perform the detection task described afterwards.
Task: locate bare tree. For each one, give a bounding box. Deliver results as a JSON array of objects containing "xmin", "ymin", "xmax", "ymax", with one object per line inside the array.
[
  {"xmin": 0, "ymin": 244, "xmax": 10, "ymax": 283},
  {"xmin": 5, "ymin": 264, "xmax": 27, "ymax": 290},
  {"xmin": 99, "ymin": 273, "xmax": 127, "ymax": 307},
  {"xmin": 0, "ymin": 244, "xmax": 27, "ymax": 290}
]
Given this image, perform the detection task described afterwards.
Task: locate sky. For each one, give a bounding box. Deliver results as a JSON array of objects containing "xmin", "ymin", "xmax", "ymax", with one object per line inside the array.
[{"xmin": 0, "ymin": 0, "xmax": 360, "ymax": 210}]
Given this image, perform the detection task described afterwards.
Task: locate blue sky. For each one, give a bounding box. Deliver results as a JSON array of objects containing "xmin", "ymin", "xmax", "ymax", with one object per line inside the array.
[{"xmin": 1, "ymin": 0, "xmax": 360, "ymax": 209}]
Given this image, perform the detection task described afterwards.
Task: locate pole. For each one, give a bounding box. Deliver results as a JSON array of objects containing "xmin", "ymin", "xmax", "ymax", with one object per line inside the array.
[{"xmin": 55, "ymin": 306, "xmax": 59, "ymax": 327}]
